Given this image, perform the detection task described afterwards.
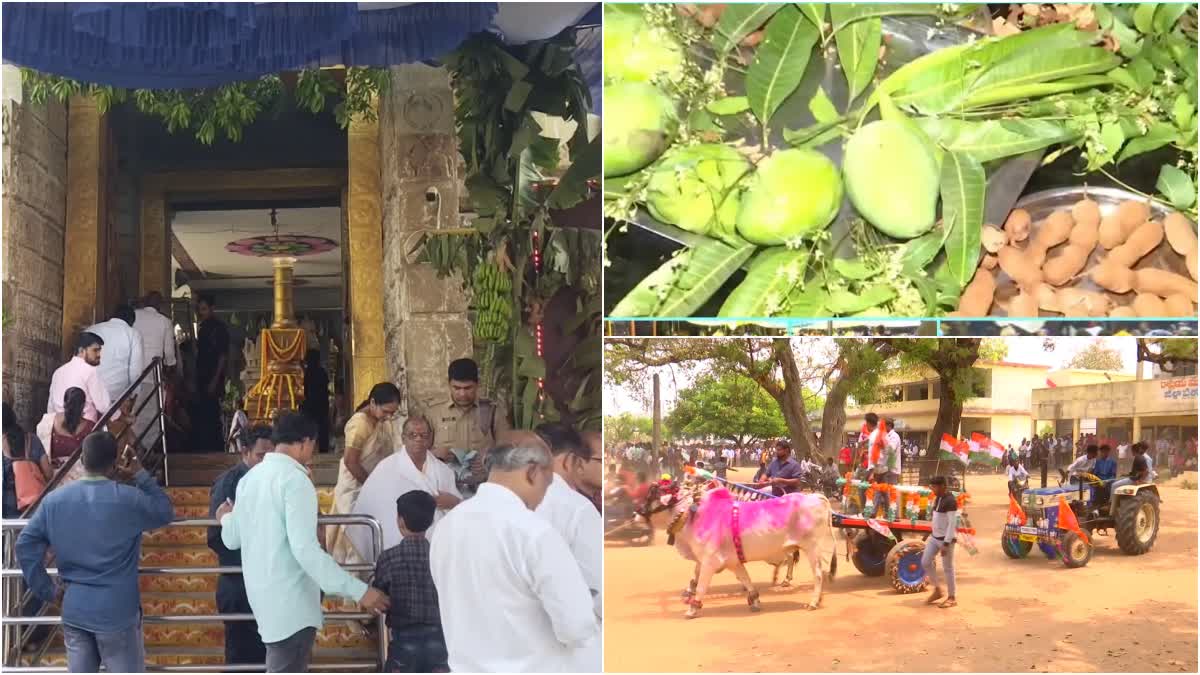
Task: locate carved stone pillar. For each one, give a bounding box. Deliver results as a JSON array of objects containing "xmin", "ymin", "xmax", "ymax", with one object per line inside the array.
[
  {"xmin": 139, "ymin": 182, "xmax": 168, "ymax": 299},
  {"xmin": 379, "ymin": 64, "xmax": 471, "ymax": 412},
  {"xmin": 62, "ymin": 96, "xmax": 107, "ymax": 358},
  {"xmin": 346, "ymin": 94, "xmax": 388, "ymax": 406}
]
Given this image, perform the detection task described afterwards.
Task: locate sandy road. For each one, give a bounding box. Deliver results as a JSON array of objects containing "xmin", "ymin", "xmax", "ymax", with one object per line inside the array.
[{"xmin": 604, "ymin": 471, "xmax": 1198, "ymax": 673}]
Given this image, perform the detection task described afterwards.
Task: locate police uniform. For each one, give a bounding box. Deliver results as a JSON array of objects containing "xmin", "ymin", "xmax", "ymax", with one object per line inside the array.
[{"xmin": 419, "ymin": 397, "xmax": 513, "ymax": 455}]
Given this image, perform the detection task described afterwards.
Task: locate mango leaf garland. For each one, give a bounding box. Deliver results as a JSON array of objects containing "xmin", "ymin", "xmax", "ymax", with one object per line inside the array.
[
  {"xmin": 830, "ymin": 8, "xmax": 882, "ymax": 105},
  {"xmin": 746, "ymin": 7, "xmax": 820, "ymax": 128},
  {"xmin": 939, "ymin": 151, "xmax": 986, "ymax": 289}
]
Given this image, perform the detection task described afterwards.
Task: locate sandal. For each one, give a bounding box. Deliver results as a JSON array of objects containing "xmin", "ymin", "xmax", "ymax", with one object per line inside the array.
[{"xmin": 939, "ymin": 598, "xmax": 957, "ymax": 609}]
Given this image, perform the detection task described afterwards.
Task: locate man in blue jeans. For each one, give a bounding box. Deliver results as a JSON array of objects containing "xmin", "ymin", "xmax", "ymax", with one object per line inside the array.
[
  {"xmin": 922, "ymin": 475, "xmax": 958, "ymax": 609},
  {"xmin": 16, "ymin": 431, "xmax": 175, "ymax": 672}
]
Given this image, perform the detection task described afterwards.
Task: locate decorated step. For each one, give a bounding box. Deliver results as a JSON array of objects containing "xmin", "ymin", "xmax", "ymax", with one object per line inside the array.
[
  {"xmin": 143, "ymin": 526, "xmax": 208, "ymax": 547},
  {"xmin": 141, "ymin": 546, "xmax": 218, "ymax": 568},
  {"xmin": 38, "ymin": 622, "xmax": 376, "ymax": 649},
  {"xmin": 24, "ymin": 651, "xmax": 379, "ymax": 668},
  {"xmin": 161, "ymin": 488, "xmax": 335, "ymax": 518},
  {"xmin": 141, "ymin": 595, "xmax": 365, "ymax": 616}
]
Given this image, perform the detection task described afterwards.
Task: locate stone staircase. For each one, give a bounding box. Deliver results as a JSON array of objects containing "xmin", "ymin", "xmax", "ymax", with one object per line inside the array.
[{"xmin": 20, "ymin": 453, "xmax": 379, "ymax": 671}]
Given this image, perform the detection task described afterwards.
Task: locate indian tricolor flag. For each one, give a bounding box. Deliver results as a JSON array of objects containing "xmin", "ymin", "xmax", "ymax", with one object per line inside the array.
[
  {"xmin": 940, "ymin": 433, "xmax": 969, "ymax": 465},
  {"xmin": 971, "ymin": 432, "xmax": 1006, "ymax": 465}
]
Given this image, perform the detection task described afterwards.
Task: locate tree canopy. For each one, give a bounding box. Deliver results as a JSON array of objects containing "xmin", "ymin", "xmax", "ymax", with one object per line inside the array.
[
  {"xmin": 1068, "ymin": 342, "xmax": 1125, "ymax": 371},
  {"xmin": 666, "ymin": 371, "xmax": 792, "ymax": 448},
  {"xmin": 603, "ymin": 412, "xmax": 654, "ymax": 447}
]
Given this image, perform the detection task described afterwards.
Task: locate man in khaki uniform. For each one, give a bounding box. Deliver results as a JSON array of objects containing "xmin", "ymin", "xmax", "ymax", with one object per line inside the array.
[{"xmin": 419, "ymin": 358, "xmax": 512, "ymax": 496}]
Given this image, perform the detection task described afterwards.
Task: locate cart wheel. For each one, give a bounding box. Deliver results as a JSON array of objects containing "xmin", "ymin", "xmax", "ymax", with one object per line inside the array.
[
  {"xmin": 885, "ymin": 539, "xmax": 928, "ymax": 593},
  {"xmin": 851, "ymin": 531, "xmax": 888, "ymax": 577},
  {"xmin": 1001, "ymin": 533, "xmax": 1033, "ymax": 559},
  {"xmin": 1060, "ymin": 531, "xmax": 1093, "ymax": 568}
]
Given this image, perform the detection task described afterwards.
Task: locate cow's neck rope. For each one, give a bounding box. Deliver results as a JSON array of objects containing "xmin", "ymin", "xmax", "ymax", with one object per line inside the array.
[{"xmin": 731, "ymin": 502, "xmax": 746, "ymax": 564}]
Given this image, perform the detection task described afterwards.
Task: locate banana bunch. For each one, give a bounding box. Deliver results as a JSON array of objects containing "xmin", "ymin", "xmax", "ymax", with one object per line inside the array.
[{"xmin": 472, "ymin": 260, "xmax": 512, "ymax": 343}]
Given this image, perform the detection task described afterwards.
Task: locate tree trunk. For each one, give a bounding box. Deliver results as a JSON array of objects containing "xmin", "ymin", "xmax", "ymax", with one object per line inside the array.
[
  {"xmin": 820, "ymin": 376, "xmax": 852, "ymax": 454},
  {"xmin": 774, "ymin": 339, "xmax": 821, "ymax": 456},
  {"xmin": 924, "ymin": 377, "xmax": 965, "ymax": 483}
]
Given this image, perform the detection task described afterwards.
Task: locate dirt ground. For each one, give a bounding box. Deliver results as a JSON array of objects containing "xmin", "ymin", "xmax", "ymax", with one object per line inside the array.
[{"xmin": 604, "ymin": 469, "xmax": 1198, "ymax": 673}]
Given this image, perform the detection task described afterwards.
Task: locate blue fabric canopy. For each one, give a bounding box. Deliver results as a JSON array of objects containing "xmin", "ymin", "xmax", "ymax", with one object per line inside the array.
[{"xmin": 2, "ymin": 2, "xmax": 601, "ymax": 107}]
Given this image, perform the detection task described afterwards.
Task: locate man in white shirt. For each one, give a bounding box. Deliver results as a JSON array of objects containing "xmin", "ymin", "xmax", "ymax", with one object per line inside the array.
[
  {"xmin": 133, "ymin": 292, "xmax": 177, "ymax": 451},
  {"xmin": 533, "ymin": 424, "xmax": 603, "ymax": 671},
  {"xmin": 430, "ymin": 442, "xmax": 597, "ymax": 673},
  {"xmin": 85, "ymin": 305, "xmax": 144, "ymax": 403},
  {"xmin": 350, "ymin": 415, "xmax": 462, "ymax": 557}
]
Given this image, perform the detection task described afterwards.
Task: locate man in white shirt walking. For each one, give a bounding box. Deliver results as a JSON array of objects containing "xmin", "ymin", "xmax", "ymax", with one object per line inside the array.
[
  {"xmin": 534, "ymin": 423, "xmax": 603, "ymax": 671},
  {"xmin": 430, "ymin": 442, "xmax": 598, "ymax": 673},
  {"xmin": 85, "ymin": 305, "xmax": 145, "ymax": 402},
  {"xmin": 133, "ymin": 292, "xmax": 177, "ymax": 451}
]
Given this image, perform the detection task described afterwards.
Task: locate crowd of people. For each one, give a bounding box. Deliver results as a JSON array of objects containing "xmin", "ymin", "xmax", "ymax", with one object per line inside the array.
[{"xmin": 7, "ymin": 353, "xmax": 603, "ymax": 673}]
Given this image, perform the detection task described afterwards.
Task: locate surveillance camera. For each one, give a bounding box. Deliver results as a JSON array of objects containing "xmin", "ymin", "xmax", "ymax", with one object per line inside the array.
[{"xmin": 425, "ymin": 186, "xmax": 439, "ymax": 203}]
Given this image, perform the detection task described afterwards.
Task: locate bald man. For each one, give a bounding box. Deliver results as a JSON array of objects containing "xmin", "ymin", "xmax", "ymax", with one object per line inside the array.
[{"xmin": 134, "ymin": 292, "xmax": 178, "ymax": 450}]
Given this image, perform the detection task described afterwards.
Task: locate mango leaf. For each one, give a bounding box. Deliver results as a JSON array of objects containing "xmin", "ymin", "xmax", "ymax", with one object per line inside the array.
[
  {"xmin": 707, "ymin": 96, "xmax": 751, "ymax": 115},
  {"xmin": 503, "ymin": 80, "xmax": 533, "ymax": 112},
  {"xmin": 1133, "ymin": 3, "xmax": 1159, "ymax": 34},
  {"xmin": 826, "ymin": 284, "xmax": 897, "ymax": 314},
  {"xmin": 1117, "ymin": 123, "xmax": 1179, "ymax": 164},
  {"xmin": 917, "ymin": 118, "xmax": 1078, "ymax": 163},
  {"xmin": 1156, "ymin": 165, "xmax": 1197, "ymax": 210},
  {"xmin": 711, "ymin": 4, "xmax": 783, "ymax": 55},
  {"xmin": 797, "ymin": 3, "xmax": 827, "ymax": 38},
  {"xmin": 940, "ymin": 151, "xmax": 986, "ymax": 289},
  {"xmin": 831, "ymin": 257, "xmax": 879, "ymax": 280},
  {"xmin": 1088, "ymin": 122, "xmax": 1126, "ymax": 170},
  {"xmin": 828, "ymin": 3, "xmax": 940, "ymax": 32},
  {"xmin": 718, "ymin": 248, "xmax": 810, "ymax": 317},
  {"xmin": 746, "ymin": 6, "xmax": 819, "ymax": 127},
  {"xmin": 900, "ymin": 227, "xmax": 949, "ymax": 276},
  {"xmin": 1154, "ymin": 3, "xmax": 1190, "ymax": 34},
  {"xmin": 829, "ymin": 8, "xmax": 881, "ymax": 105},
  {"xmin": 783, "ymin": 119, "xmax": 841, "ymax": 146},
  {"xmin": 961, "ymin": 74, "xmax": 1112, "ymax": 110},
  {"xmin": 808, "ymin": 86, "xmax": 838, "ymax": 124},
  {"xmin": 1172, "ymin": 93, "xmax": 1195, "ymax": 130},
  {"xmin": 609, "ymin": 239, "xmax": 756, "ymax": 317},
  {"xmin": 967, "ymin": 46, "xmax": 1122, "ymax": 98},
  {"xmin": 786, "ymin": 284, "xmax": 829, "ymax": 317}
]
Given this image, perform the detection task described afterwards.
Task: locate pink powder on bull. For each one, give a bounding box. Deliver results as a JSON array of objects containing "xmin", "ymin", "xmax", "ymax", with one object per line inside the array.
[{"xmin": 690, "ymin": 488, "xmax": 821, "ymax": 548}]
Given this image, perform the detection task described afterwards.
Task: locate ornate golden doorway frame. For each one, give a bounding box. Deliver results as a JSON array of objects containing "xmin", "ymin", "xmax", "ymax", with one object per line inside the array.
[{"xmin": 138, "ymin": 166, "xmax": 385, "ymax": 407}]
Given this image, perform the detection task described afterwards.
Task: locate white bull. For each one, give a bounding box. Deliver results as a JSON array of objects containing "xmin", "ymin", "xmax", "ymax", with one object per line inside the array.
[{"xmin": 662, "ymin": 485, "xmax": 838, "ymax": 618}]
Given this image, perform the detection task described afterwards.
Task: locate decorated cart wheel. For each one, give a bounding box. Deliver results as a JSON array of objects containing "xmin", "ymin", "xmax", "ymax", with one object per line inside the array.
[
  {"xmin": 1001, "ymin": 533, "xmax": 1033, "ymax": 559},
  {"xmin": 1038, "ymin": 541, "xmax": 1059, "ymax": 560},
  {"xmin": 851, "ymin": 531, "xmax": 889, "ymax": 577},
  {"xmin": 885, "ymin": 539, "xmax": 928, "ymax": 594},
  {"xmin": 1059, "ymin": 531, "xmax": 1093, "ymax": 568}
]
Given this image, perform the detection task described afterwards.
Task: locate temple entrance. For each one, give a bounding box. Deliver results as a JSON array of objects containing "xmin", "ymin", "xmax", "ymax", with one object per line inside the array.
[{"xmin": 169, "ymin": 204, "xmax": 349, "ymax": 452}]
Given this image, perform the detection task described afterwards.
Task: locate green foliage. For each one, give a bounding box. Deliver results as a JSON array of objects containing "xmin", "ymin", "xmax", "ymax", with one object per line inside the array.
[
  {"xmin": 20, "ymin": 66, "xmax": 388, "ymax": 145},
  {"xmin": 604, "ymin": 412, "xmax": 655, "ymax": 446},
  {"xmin": 978, "ymin": 337, "xmax": 1010, "ymax": 362},
  {"xmin": 666, "ymin": 371, "xmax": 790, "ymax": 446},
  {"xmin": 1068, "ymin": 342, "xmax": 1125, "ymax": 371}
]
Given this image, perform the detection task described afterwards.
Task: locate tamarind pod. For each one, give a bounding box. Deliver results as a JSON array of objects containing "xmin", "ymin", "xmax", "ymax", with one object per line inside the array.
[
  {"xmin": 1116, "ymin": 200, "xmax": 1150, "ymax": 230},
  {"xmin": 1132, "ymin": 293, "xmax": 1168, "ymax": 318},
  {"xmin": 1008, "ymin": 292, "xmax": 1039, "ymax": 318},
  {"xmin": 1109, "ymin": 306, "xmax": 1137, "ymax": 318},
  {"xmin": 1091, "ymin": 259, "xmax": 1136, "ymax": 294},
  {"xmin": 1163, "ymin": 212, "xmax": 1198, "ymax": 257},
  {"xmin": 1163, "ymin": 293, "xmax": 1195, "ymax": 318},
  {"xmin": 1133, "ymin": 268, "xmax": 1199, "ymax": 300},
  {"xmin": 1043, "ymin": 244, "xmax": 1091, "ymax": 286},
  {"xmin": 1056, "ymin": 288, "xmax": 1110, "ymax": 317},
  {"xmin": 1187, "ymin": 250, "xmax": 1198, "ymax": 282},
  {"xmin": 1067, "ymin": 211, "xmax": 1099, "ymax": 252},
  {"xmin": 1033, "ymin": 283, "xmax": 1059, "ymax": 313},
  {"xmin": 980, "ymin": 253, "xmax": 998, "ymax": 270},
  {"xmin": 998, "ymin": 246, "xmax": 1043, "ymax": 290},
  {"xmin": 1004, "ymin": 208, "xmax": 1032, "ymax": 243},
  {"xmin": 1029, "ymin": 211, "xmax": 1074, "ymax": 266},
  {"xmin": 956, "ymin": 268, "xmax": 995, "ymax": 316},
  {"xmin": 1098, "ymin": 214, "xmax": 1126, "ymax": 250},
  {"xmin": 1108, "ymin": 220, "xmax": 1164, "ymax": 268},
  {"xmin": 1071, "ymin": 198, "xmax": 1101, "ymax": 232}
]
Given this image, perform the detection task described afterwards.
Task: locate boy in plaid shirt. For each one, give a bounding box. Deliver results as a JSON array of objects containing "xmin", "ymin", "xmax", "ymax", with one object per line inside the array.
[{"xmin": 372, "ymin": 491, "xmax": 447, "ymax": 672}]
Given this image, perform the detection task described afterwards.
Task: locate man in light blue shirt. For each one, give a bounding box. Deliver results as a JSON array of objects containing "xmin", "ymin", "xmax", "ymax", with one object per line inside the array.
[{"xmin": 217, "ymin": 412, "xmax": 389, "ymax": 672}]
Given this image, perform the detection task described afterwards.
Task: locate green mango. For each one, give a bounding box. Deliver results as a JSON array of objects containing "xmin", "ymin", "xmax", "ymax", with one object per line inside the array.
[
  {"xmin": 843, "ymin": 120, "xmax": 939, "ymax": 239},
  {"xmin": 736, "ymin": 149, "xmax": 842, "ymax": 246},
  {"xmin": 603, "ymin": 82, "xmax": 679, "ymax": 177},
  {"xmin": 646, "ymin": 143, "xmax": 751, "ymax": 241},
  {"xmin": 603, "ymin": 7, "xmax": 684, "ymax": 84}
]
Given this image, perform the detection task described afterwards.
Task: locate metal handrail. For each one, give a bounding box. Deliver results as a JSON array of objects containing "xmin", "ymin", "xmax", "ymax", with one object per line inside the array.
[
  {"xmin": 1, "ymin": 514, "xmax": 386, "ymax": 673},
  {"xmin": 21, "ymin": 358, "xmax": 169, "ymax": 519}
]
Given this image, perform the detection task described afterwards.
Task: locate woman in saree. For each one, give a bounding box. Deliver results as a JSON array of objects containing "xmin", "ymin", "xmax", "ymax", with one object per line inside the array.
[
  {"xmin": 326, "ymin": 382, "xmax": 402, "ymax": 563},
  {"xmin": 48, "ymin": 387, "xmax": 96, "ymax": 489}
]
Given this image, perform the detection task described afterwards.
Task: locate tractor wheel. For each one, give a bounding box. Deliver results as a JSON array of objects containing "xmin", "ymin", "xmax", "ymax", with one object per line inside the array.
[
  {"xmin": 1060, "ymin": 531, "xmax": 1092, "ymax": 568},
  {"xmin": 1116, "ymin": 490, "xmax": 1160, "ymax": 555},
  {"xmin": 885, "ymin": 539, "xmax": 928, "ymax": 593},
  {"xmin": 1001, "ymin": 533, "xmax": 1033, "ymax": 559},
  {"xmin": 851, "ymin": 531, "xmax": 888, "ymax": 577}
]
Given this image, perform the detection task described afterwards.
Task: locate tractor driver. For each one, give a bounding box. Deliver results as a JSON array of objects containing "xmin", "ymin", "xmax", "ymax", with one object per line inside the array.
[
  {"xmin": 1064, "ymin": 445, "xmax": 1098, "ymax": 483},
  {"xmin": 1112, "ymin": 442, "xmax": 1152, "ymax": 491},
  {"xmin": 1093, "ymin": 445, "xmax": 1117, "ymax": 481}
]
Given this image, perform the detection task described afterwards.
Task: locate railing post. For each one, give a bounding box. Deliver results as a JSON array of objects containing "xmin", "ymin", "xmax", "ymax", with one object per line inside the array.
[{"xmin": 156, "ymin": 360, "xmax": 169, "ymax": 487}]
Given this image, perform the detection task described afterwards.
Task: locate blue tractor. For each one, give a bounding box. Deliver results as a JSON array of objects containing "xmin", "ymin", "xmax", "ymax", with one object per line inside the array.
[{"xmin": 1001, "ymin": 472, "xmax": 1160, "ymax": 568}]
